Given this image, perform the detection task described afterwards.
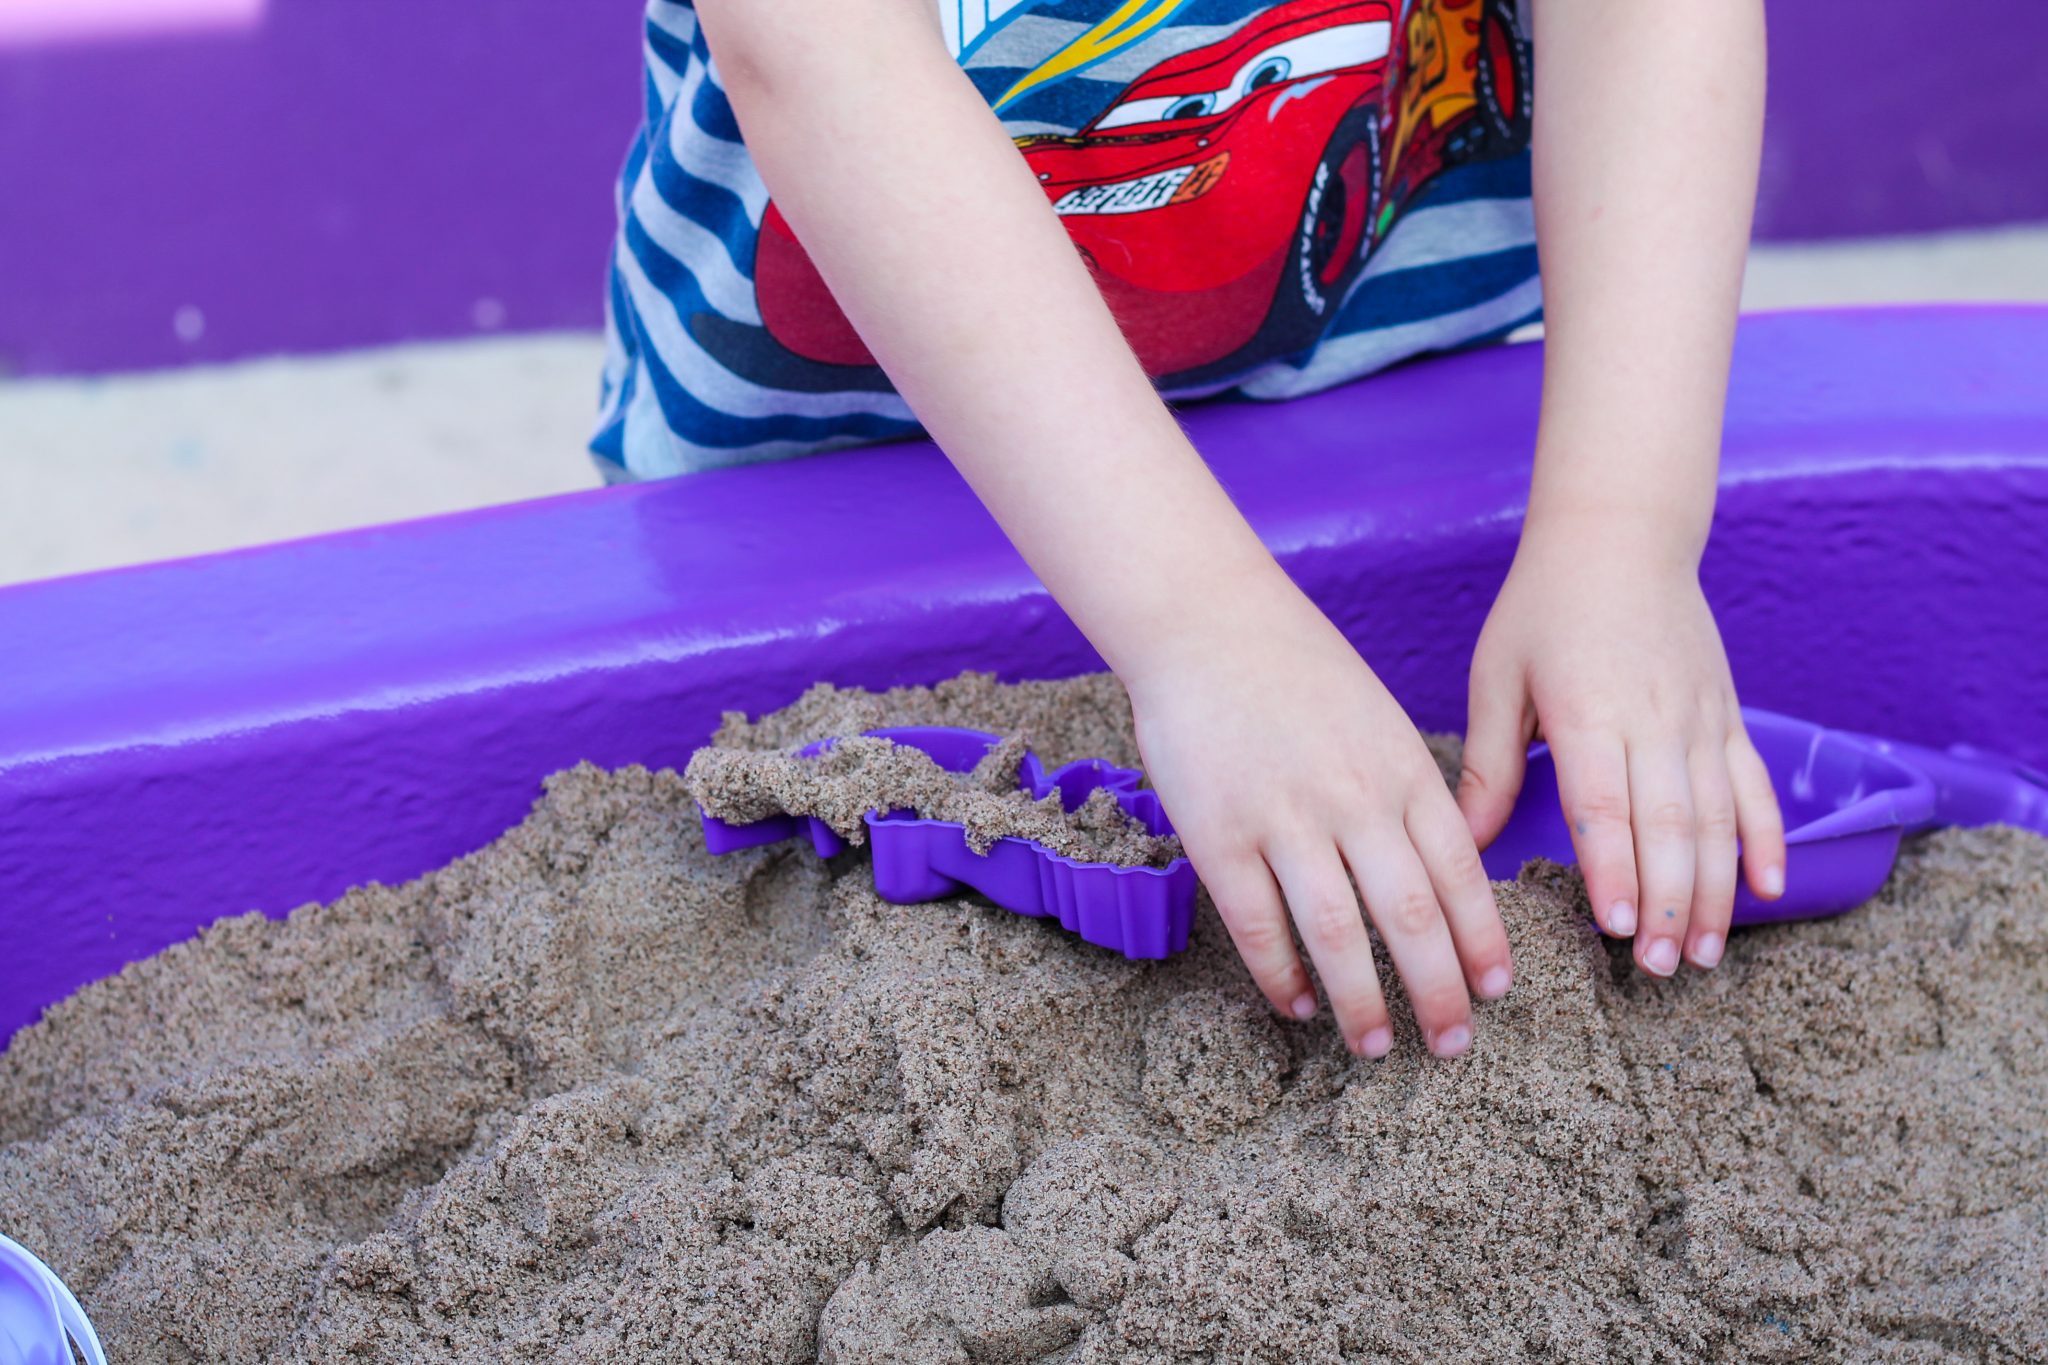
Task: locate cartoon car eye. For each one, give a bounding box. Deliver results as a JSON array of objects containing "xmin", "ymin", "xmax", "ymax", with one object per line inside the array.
[
  {"xmin": 1095, "ymin": 90, "xmax": 1223, "ymax": 130},
  {"xmin": 1235, "ymin": 22, "xmax": 1392, "ymax": 95},
  {"xmin": 1092, "ymin": 20, "xmax": 1391, "ymax": 132},
  {"xmin": 1244, "ymin": 56, "xmax": 1292, "ymax": 92}
]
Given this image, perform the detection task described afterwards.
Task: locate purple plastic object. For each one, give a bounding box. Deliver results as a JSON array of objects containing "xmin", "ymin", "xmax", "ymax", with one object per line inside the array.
[
  {"xmin": 1481, "ymin": 710, "xmax": 1941, "ymax": 924},
  {"xmin": 1855, "ymin": 736, "xmax": 2048, "ymax": 838},
  {"xmin": 700, "ymin": 727, "xmax": 1197, "ymax": 959},
  {"xmin": 0, "ymin": 1234, "xmax": 106, "ymax": 1365}
]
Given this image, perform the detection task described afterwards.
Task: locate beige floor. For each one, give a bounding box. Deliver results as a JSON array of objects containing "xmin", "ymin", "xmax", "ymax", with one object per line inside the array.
[{"xmin": 3, "ymin": 223, "xmax": 2046, "ymax": 588}]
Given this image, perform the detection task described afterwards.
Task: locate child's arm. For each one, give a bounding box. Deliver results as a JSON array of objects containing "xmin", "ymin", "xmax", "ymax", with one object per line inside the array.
[
  {"xmin": 699, "ymin": 0, "xmax": 1511, "ymax": 1056},
  {"xmin": 1456, "ymin": 0, "xmax": 1786, "ymax": 976}
]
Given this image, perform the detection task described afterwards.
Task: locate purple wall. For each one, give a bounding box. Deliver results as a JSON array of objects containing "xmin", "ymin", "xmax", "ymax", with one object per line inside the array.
[
  {"xmin": 1, "ymin": 1, "xmax": 2045, "ymax": 377},
  {"xmin": 1755, "ymin": 0, "xmax": 2048, "ymax": 239},
  {"xmin": 0, "ymin": 0, "xmax": 643, "ymax": 376},
  {"xmin": 4, "ymin": 308, "xmax": 2047, "ymax": 1047}
]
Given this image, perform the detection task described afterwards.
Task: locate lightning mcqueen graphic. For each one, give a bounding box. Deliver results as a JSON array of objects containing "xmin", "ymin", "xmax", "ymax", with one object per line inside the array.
[{"xmin": 754, "ymin": 0, "xmax": 1530, "ymax": 387}]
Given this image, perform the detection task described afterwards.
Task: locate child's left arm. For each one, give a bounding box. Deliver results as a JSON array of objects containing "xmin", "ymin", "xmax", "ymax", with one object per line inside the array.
[{"xmin": 1455, "ymin": 0, "xmax": 1786, "ymax": 978}]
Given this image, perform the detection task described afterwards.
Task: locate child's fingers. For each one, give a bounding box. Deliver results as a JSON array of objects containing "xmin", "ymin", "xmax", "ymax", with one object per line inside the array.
[
  {"xmin": 1683, "ymin": 746, "xmax": 1740, "ymax": 970},
  {"xmin": 1727, "ymin": 729, "xmax": 1786, "ymax": 901},
  {"xmin": 1406, "ymin": 793, "xmax": 1513, "ymax": 1000},
  {"xmin": 1455, "ymin": 668, "xmax": 1535, "ymax": 850},
  {"xmin": 1627, "ymin": 744, "xmax": 1695, "ymax": 979},
  {"xmin": 1550, "ymin": 731, "xmax": 1641, "ymax": 938},
  {"xmin": 1195, "ymin": 844, "xmax": 1317, "ymax": 1021},
  {"xmin": 1342, "ymin": 832, "xmax": 1474, "ymax": 1057},
  {"xmin": 1267, "ymin": 841, "xmax": 1394, "ymax": 1057}
]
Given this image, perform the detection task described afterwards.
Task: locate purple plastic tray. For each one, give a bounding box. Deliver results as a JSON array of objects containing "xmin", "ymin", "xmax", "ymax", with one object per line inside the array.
[
  {"xmin": 701, "ymin": 727, "xmax": 1197, "ymax": 959},
  {"xmin": 1482, "ymin": 709, "xmax": 1945, "ymax": 924},
  {"xmin": 1857, "ymin": 736, "xmax": 2048, "ymax": 837}
]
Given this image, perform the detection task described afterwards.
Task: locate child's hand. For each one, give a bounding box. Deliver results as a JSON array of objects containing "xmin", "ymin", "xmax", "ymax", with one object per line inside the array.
[
  {"xmin": 1127, "ymin": 587, "xmax": 1513, "ymax": 1059},
  {"xmin": 1455, "ymin": 528, "xmax": 1786, "ymax": 977}
]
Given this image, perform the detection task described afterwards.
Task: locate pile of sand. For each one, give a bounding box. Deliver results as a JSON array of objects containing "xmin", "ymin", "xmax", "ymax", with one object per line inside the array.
[{"xmin": 2, "ymin": 672, "xmax": 2043, "ymax": 1363}]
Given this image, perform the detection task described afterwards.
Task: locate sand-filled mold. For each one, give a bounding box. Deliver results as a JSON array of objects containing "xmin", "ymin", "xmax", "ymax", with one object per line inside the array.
[
  {"xmin": 2, "ymin": 672, "xmax": 2044, "ymax": 1363},
  {"xmin": 687, "ymin": 729, "xmax": 1182, "ymax": 868}
]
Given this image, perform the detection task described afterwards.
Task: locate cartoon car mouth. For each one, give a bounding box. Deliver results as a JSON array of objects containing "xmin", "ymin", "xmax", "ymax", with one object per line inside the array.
[{"xmin": 1049, "ymin": 152, "xmax": 1230, "ymax": 216}]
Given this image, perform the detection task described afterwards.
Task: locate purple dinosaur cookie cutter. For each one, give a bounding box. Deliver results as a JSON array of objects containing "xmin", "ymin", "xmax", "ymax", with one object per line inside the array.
[{"xmin": 699, "ymin": 726, "xmax": 1197, "ymax": 959}]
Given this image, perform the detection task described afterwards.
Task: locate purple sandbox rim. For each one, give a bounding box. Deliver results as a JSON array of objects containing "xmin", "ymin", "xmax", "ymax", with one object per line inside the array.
[{"xmin": 3, "ymin": 307, "xmax": 2047, "ymax": 1046}]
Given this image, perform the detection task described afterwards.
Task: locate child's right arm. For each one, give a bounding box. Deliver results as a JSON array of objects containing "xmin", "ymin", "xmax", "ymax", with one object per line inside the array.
[{"xmin": 698, "ymin": 0, "xmax": 1513, "ymax": 1056}]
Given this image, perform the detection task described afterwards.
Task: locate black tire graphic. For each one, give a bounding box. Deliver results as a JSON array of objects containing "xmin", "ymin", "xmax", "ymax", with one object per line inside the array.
[
  {"xmin": 1267, "ymin": 107, "xmax": 1384, "ymax": 349},
  {"xmin": 1154, "ymin": 106, "xmax": 1382, "ymax": 391},
  {"xmin": 1472, "ymin": 0, "xmax": 1533, "ymax": 153}
]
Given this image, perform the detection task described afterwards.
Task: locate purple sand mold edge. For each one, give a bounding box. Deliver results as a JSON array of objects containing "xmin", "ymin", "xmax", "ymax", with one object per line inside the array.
[
  {"xmin": 3, "ymin": 308, "xmax": 2047, "ymax": 1046},
  {"xmin": 0, "ymin": 1233, "xmax": 104, "ymax": 1365},
  {"xmin": 1482, "ymin": 709, "xmax": 1943, "ymax": 927},
  {"xmin": 0, "ymin": 1252, "xmax": 65, "ymax": 1365},
  {"xmin": 697, "ymin": 726, "xmax": 1196, "ymax": 960}
]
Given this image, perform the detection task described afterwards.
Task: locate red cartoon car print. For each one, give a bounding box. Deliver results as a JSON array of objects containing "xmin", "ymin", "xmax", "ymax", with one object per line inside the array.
[{"xmin": 753, "ymin": 0, "xmax": 1530, "ymax": 387}]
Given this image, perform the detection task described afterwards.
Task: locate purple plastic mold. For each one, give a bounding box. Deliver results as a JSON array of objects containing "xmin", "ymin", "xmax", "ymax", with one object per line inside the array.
[
  {"xmin": 725, "ymin": 711, "xmax": 2027, "ymax": 953},
  {"xmin": 1482, "ymin": 709, "xmax": 1949, "ymax": 924},
  {"xmin": 1855, "ymin": 736, "xmax": 2048, "ymax": 837},
  {"xmin": 0, "ymin": 1233, "xmax": 106, "ymax": 1365},
  {"xmin": 700, "ymin": 727, "xmax": 1197, "ymax": 959}
]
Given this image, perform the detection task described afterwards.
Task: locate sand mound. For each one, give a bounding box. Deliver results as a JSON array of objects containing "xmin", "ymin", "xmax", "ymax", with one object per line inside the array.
[{"xmin": 2, "ymin": 672, "xmax": 2044, "ymax": 1363}]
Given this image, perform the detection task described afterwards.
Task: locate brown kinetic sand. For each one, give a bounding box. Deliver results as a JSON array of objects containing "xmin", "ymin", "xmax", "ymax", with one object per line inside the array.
[
  {"xmin": 0, "ymin": 670, "xmax": 2042, "ymax": 1363},
  {"xmin": 685, "ymin": 727, "xmax": 1181, "ymax": 868}
]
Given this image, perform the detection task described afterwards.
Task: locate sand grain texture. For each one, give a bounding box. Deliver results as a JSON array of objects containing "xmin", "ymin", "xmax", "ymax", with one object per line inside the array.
[{"xmin": 2, "ymin": 672, "xmax": 2043, "ymax": 1363}]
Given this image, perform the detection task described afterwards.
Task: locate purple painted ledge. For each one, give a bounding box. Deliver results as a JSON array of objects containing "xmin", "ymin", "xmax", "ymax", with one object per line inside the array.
[{"xmin": 4, "ymin": 307, "xmax": 2047, "ymax": 1046}]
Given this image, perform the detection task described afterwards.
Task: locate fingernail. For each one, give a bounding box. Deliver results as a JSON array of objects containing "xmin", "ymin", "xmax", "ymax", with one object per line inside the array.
[
  {"xmin": 1643, "ymin": 939, "xmax": 1681, "ymax": 977},
  {"xmin": 1690, "ymin": 933, "xmax": 1724, "ymax": 969},
  {"xmin": 1609, "ymin": 901, "xmax": 1637, "ymax": 936},
  {"xmin": 1758, "ymin": 864, "xmax": 1785, "ymax": 898},
  {"xmin": 1478, "ymin": 965, "xmax": 1512, "ymax": 1000},
  {"xmin": 1289, "ymin": 992, "xmax": 1318, "ymax": 1021},
  {"xmin": 1359, "ymin": 1026, "xmax": 1393, "ymax": 1059},
  {"xmin": 1430, "ymin": 1024, "xmax": 1472, "ymax": 1058}
]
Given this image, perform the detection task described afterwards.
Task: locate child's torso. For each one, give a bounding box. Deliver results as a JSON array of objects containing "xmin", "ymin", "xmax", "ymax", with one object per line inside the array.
[{"xmin": 594, "ymin": 0, "xmax": 1540, "ymax": 480}]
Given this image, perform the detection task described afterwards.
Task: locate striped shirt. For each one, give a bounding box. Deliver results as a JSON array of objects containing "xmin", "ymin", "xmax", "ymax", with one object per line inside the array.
[{"xmin": 593, "ymin": 0, "xmax": 1540, "ymax": 480}]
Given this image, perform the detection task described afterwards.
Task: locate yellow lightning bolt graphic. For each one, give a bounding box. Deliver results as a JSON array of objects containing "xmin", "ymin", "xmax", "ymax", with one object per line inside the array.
[{"xmin": 991, "ymin": 0, "xmax": 1194, "ymax": 112}]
